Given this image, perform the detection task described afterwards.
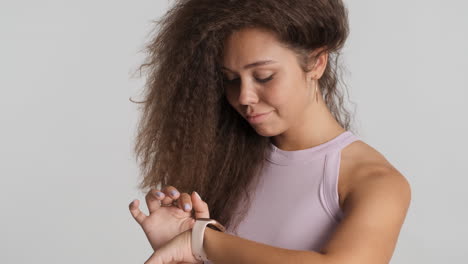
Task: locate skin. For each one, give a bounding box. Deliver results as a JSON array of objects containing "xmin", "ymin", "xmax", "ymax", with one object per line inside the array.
[{"xmin": 130, "ymin": 27, "xmax": 412, "ymax": 264}]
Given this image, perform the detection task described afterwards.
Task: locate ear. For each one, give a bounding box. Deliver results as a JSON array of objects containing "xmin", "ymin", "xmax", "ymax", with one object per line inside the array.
[{"xmin": 307, "ymin": 47, "xmax": 328, "ymax": 80}]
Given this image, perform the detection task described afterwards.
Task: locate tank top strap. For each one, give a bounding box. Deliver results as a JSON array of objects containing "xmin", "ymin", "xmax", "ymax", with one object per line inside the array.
[
  {"xmin": 320, "ymin": 131, "xmax": 361, "ymax": 223},
  {"xmin": 337, "ymin": 130, "xmax": 361, "ymax": 150}
]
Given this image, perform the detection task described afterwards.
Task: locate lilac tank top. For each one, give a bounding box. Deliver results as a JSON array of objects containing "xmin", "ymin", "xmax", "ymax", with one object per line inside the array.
[{"xmin": 204, "ymin": 131, "xmax": 360, "ymax": 263}]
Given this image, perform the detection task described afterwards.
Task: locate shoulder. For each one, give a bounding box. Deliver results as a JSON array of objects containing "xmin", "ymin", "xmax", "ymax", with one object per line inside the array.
[
  {"xmin": 320, "ymin": 140, "xmax": 412, "ymax": 263},
  {"xmin": 337, "ymin": 139, "xmax": 411, "ymax": 211}
]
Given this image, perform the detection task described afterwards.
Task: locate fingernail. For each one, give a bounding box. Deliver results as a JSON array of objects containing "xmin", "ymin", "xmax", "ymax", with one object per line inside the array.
[
  {"xmin": 155, "ymin": 191, "xmax": 164, "ymax": 197},
  {"xmin": 184, "ymin": 203, "xmax": 191, "ymax": 211},
  {"xmin": 170, "ymin": 190, "xmax": 179, "ymax": 197},
  {"xmin": 194, "ymin": 191, "xmax": 201, "ymax": 200}
]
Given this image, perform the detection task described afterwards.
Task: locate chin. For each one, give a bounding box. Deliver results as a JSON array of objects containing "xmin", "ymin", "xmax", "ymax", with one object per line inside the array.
[{"xmin": 252, "ymin": 126, "xmax": 280, "ymax": 137}]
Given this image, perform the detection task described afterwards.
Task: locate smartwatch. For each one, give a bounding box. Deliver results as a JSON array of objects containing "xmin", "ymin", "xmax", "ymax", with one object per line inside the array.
[{"xmin": 191, "ymin": 218, "xmax": 226, "ymax": 261}]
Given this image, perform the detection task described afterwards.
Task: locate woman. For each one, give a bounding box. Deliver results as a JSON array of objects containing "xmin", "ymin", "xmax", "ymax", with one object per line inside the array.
[{"xmin": 129, "ymin": 0, "xmax": 412, "ymax": 263}]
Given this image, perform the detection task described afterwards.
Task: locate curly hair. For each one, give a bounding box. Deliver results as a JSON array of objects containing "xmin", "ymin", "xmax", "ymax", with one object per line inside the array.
[{"xmin": 131, "ymin": 0, "xmax": 356, "ymax": 233}]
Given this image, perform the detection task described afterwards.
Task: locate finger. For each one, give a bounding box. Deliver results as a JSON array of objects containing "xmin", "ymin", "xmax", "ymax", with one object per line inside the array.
[
  {"xmin": 145, "ymin": 188, "xmax": 165, "ymax": 214},
  {"xmin": 191, "ymin": 191, "xmax": 210, "ymax": 218},
  {"xmin": 144, "ymin": 251, "xmax": 159, "ymax": 264},
  {"xmin": 178, "ymin": 193, "xmax": 193, "ymax": 212},
  {"xmin": 128, "ymin": 199, "xmax": 147, "ymax": 225},
  {"xmin": 160, "ymin": 185, "xmax": 180, "ymax": 206}
]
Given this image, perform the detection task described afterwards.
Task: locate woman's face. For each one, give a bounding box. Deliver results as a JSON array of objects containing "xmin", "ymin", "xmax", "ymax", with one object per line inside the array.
[{"xmin": 222, "ymin": 27, "xmax": 318, "ymax": 137}]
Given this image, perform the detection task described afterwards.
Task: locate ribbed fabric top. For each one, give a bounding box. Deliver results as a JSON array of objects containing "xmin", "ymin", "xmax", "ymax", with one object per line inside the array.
[{"xmin": 204, "ymin": 130, "xmax": 360, "ymax": 263}]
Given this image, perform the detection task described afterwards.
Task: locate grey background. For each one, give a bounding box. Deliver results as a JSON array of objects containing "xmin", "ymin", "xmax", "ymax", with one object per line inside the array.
[{"xmin": 1, "ymin": 0, "xmax": 466, "ymax": 263}]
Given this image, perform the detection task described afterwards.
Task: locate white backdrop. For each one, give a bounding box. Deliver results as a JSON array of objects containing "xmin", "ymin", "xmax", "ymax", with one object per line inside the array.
[{"xmin": 1, "ymin": 0, "xmax": 466, "ymax": 263}]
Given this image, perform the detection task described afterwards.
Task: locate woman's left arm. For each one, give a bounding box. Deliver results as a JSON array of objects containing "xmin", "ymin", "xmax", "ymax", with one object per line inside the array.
[
  {"xmin": 204, "ymin": 227, "xmax": 327, "ymax": 264},
  {"xmin": 204, "ymin": 168, "xmax": 411, "ymax": 264}
]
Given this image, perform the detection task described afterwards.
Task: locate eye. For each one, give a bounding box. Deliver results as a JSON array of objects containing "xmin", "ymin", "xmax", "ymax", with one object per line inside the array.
[
  {"xmin": 256, "ymin": 74, "xmax": 274, "ymax": 83},
  {"xmin": 222, "ymin": 74, "xmax": 274, "ymax": 84},
  {"xmin": 223, "ymin": 77, "xmax": 239, "ymax": 84}
]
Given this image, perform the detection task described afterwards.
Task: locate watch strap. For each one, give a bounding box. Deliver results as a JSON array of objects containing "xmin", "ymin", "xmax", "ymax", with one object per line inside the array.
[{"xmin": 191, "ymin": 218, "xmax": 226, "ymax": 261}]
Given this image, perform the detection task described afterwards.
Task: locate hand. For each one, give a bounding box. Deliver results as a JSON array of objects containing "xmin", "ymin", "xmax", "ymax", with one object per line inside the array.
[
  {"xmin": 144, "ymin": 229, "xmax": 202, "ymax": 264},
  {"xmin": 129, "ymin": 185, "xmax": 209, "ymax": 251}
]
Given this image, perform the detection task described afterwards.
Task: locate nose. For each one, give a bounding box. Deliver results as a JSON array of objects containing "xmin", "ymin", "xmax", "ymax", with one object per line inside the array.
[{"xmin": 238, "ymin": 80, "xmax": 259, "ymax": 106}]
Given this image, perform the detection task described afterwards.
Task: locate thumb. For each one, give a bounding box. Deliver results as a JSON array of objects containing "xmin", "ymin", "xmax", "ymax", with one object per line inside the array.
[
  {"xmin": 191, "ymin": 191, "xmax": 210, "ymax": 219},
  {"xmin": 129, "ymin": 199, "xmax": 147, "ymax": 225}
]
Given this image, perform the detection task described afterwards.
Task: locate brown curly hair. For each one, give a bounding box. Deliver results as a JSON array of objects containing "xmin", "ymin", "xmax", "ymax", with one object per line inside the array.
[{"xmin": 131, "ymin": 0, "xmax": 356, "ymax": 233}]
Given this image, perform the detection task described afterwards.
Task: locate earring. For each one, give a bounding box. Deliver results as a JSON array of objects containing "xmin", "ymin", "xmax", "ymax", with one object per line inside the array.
[
  {"xmin": 314, "ymin": 83, "xmax": 318, "ymax": 103},
  {"xmin": 310, "ymin": 76, "xmax": 319, "ymax": 103},
  {"xmin": 312, "ymin": 78, "xmax": 319, "ymax": 103}
]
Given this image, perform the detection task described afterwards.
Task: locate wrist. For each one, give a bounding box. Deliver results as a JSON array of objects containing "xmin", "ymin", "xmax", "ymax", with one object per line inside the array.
[
  {"xmin": 203, "ymin": 227, "xmax": 218, "ymax": 260},
  {"xmin": 191, "ymin": 218, "xmax": 226, "ymax": 261}
]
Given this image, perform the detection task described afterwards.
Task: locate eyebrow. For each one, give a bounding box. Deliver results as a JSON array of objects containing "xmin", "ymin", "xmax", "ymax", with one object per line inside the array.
[{"xmin": 221, "ymin": 60, "xmax": 277, "ymax": 72}]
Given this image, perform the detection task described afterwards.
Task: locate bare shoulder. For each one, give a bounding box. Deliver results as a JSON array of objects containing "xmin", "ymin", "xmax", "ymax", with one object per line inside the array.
[
  {"xmin": 321, "ymin": 139, "xmax": 412, "ymax": 263},
  {"xmin": 338, "ymin": 139, "xmax": 408, "ymax": 211}
]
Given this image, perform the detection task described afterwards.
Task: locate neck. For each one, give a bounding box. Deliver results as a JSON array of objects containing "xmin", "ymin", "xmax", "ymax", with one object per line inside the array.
[{"xmin": 270, "ymin": 93, "xmax": 346, "ymax": 151}]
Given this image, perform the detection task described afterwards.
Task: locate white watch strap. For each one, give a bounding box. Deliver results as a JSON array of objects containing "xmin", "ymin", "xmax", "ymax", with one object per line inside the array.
[{"xmin": 191, "ymin": 218, "xmax": 226, "ymax": 261}]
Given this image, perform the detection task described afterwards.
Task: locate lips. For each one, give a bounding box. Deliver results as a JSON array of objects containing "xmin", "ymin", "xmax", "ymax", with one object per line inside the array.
[
  {"xmin": 246, "ymin": 111, "xmax": 273, "ymax": 124},
  {"xmin": 246, "ymin": 112, "xmax": 271, "ymax": 118}
]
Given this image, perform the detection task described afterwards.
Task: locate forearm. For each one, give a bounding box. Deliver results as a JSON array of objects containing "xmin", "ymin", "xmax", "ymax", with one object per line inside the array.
[{"xmin": 203, "ymin": 228, "xmax": 329, "ymax": 264}]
